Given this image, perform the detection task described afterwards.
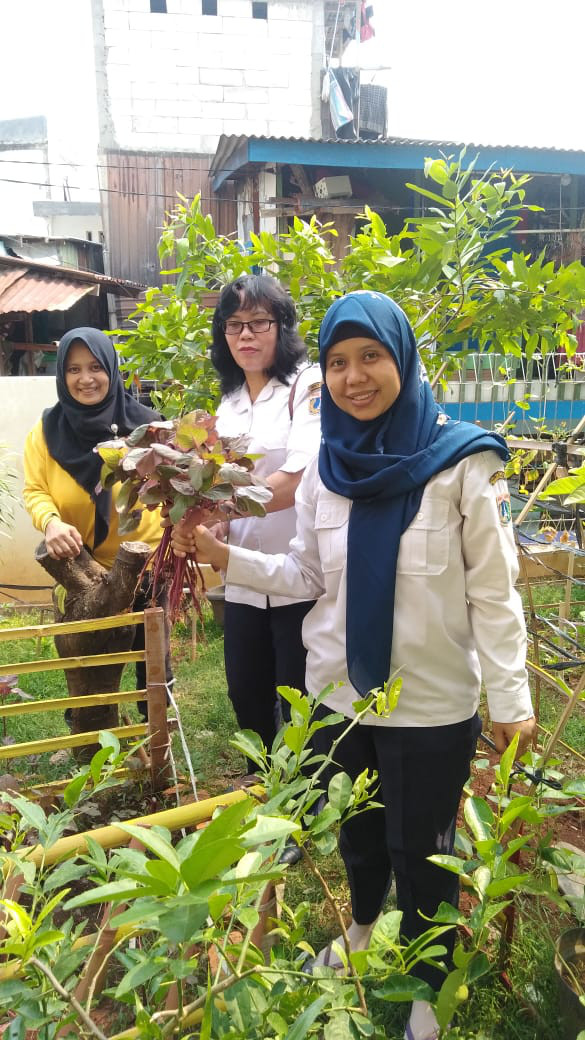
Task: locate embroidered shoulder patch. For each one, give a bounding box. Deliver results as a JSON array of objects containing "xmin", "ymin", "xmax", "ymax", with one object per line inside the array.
[
  {"xmin": 496, "ymin": 491, "xmax": 512, "ymax": 525},
  {"xmin": 489, "ymin": 470, "xmax": 506, "ymax": 485},
  {"xmin": 308, "ymin": 388, "xmax": 321, "ymax": 414},
  {"xmin": 307, "ymin": 381, "xmax": 322, "ymax": 394}
]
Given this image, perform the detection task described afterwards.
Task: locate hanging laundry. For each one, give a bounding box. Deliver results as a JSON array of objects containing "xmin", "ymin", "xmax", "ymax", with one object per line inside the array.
[
  {"xmin": 324, "ymin": 67, "xmax": 355, "ymax": 134},
  {"xmin": 360, "ymin": 2, "xmax": 375, "ymax": 42}
]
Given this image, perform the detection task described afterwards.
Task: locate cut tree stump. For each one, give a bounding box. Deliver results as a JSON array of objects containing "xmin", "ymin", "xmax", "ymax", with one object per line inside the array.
[{"xmin": 35, "ymin": 540, "xmax": 152, "ymax": 759}]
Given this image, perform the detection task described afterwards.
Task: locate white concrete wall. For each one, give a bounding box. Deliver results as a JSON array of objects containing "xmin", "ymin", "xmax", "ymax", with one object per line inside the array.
[
  {"xmin": 98, "ymin": 0, "xmax": 322, "ymax": 152},
  {"xmin": 0, "ymin": 378, "xmax": 58, "ymax": 605}
]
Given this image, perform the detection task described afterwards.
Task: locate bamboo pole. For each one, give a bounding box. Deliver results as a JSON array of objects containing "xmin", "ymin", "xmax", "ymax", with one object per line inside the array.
[
  {"xmin": 540, "ymin": 667, "xmax": 585, "ymax": 765},
  {"xmin": 0, "ymin": 723, "xmax": 147, "ymax": 762},
  {"xmin": 16, "ymin": 786, "xmax": 264, "ymax": 868},
  {"xmin": 3, "ymin": 650, "xmax": 145, "ymax": 677},
  {"xmin": 0, "ymin": 612, "xmax": 146, "ymax": 644},
  {"xmin": 145, "ymin": 607, "xmax": 170, "ymax": 792},
  {"xmin": 0, "ymin": 689, "xmax": 145, "ymax": 718}
]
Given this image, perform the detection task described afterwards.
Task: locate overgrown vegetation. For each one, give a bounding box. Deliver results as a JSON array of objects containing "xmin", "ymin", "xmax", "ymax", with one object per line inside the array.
[
  {"xmin": 0, "ymin": 611, "xmax": 584, "ymax": 1039},
  {"xmin": 115, "ymin": 152, "xmax": 585, "ymax": 417}
]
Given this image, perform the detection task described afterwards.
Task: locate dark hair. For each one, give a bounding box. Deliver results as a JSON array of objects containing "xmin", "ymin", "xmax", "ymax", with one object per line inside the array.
[{"xmin": 211, "ymin": 274, "xmax": 306, "ymax": 395}]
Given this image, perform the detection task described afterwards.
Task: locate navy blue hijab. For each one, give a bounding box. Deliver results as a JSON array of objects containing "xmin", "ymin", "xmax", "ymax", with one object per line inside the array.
[
  {"xmin": 43, "ymin": 328, "xmax": 159, "ymax": 550},
  {"xmin": 318, "ymin": 291, "xmax": 508, "ymax": 697}
]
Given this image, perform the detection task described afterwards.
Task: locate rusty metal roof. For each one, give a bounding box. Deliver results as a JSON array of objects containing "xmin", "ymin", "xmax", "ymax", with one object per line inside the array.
[{"xmin": 0, "ymin": 256, "xmax": 144, "ymax": 316}]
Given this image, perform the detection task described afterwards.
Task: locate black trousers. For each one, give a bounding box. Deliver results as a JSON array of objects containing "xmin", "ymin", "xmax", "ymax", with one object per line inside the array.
[
  {"xmin": 223, "ymin": 599, "xmax": 314, "ymax": 770},
  {"xmin": 313, "ymin": 706, "xmax": 482, "ymax": 991}
]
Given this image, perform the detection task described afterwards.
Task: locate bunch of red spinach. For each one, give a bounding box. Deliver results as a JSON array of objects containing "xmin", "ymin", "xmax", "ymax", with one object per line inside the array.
[{"xmin": 96, "ymin": 411, "xmax": 272, "ymax": 618}]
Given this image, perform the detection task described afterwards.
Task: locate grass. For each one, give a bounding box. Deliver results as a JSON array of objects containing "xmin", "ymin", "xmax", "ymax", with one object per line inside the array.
[{"xmin": 0, "ymin": 600, "xmax": 582, "ymax": 1038}]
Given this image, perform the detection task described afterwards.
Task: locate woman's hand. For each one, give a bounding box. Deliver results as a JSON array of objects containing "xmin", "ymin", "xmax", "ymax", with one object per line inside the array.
[
  {"xmin": 44, "ymin": 518, "xmax": 84, "ymax": 560},
  {"xmin": 172, "ymin": 523, "xmax": 230, "ymax": 571},
  {"xmin": 491, "ymin": 717, "xmax": 536, "ymax": 757}
]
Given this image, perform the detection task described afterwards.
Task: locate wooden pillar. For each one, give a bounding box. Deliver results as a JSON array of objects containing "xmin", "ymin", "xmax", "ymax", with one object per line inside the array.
[{"xmin": 144, "ymin": 606, "xmax": 170, "ymax": 792}]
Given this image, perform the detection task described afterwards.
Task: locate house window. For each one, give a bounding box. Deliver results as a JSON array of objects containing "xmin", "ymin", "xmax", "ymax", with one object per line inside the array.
[
  {"xmin": 202, "ymin": 0, "xmax": 218, "ymax": 14},
  {"xmin": 252, "ymin": 2, "xmax": 268, "ymax": 17},
  {"xmin": 150, "ymin": 0, "xmax": 167, "ymax": 11}
]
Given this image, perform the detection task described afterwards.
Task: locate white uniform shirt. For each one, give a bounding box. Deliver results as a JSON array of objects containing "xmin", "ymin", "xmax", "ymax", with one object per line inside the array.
[
  {"xmin": 227, "ymin": 450, "xmax": 533, "ymax": 728},
  {"xmin": 216, "ymin": 364, "xmax": 322, "ymax": 608}
]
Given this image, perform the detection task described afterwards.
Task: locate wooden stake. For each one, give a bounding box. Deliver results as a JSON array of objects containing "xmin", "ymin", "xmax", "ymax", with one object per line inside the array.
[{"xmin": 145, "ymin": 607, "xmax": 170, "ymax": 792}]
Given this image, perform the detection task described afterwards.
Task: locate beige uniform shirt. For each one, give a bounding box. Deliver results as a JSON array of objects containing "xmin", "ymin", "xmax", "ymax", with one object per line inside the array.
[{"xmin": 227, "ymin": 450, "xmax": 533, "ymax": 727}]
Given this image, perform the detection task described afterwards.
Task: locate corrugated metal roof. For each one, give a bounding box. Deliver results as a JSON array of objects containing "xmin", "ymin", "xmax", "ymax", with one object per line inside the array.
[
  {"xmin": 210, "ymin": 134, "xmax": 585, "ymax": 190},
  {"xmin": 211, "ymin": 133, "xmax": 585, "ymax": 165},
  {"xmin": 0, "ymin": 256, "xmax": 144, "ymax": 316},
  {"xmin": 0, "ymin": 267, "xmax": 95, "ymax": 315}
]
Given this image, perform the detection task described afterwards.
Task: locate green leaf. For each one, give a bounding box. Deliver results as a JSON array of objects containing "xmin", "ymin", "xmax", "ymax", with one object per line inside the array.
[
  {"xmin": 157, "ymin": 901, "xmax": 209, "ymax": 942},
  {"xmin": 115, "ymin": 956, "xmax": 166, "ymax": 998},
  {"xmin": 180, "ymin": 836, "xmax": 247, "ymax": 888},
  {"xmin": 64, "ymin": 880, "xmax": 142, "ymax": 909},
  {"xmin": 427, "ymin": 854, "xmax": 467, "ymax": 876},
  {"xmin": 117, "ymin": 824, "xmax": 181, "ymax": 873},
  {"xmin": 169, "ymin": 494, "xmax": 193, "ymax": 524},
  {"xmin": 243, "ymin": 816, "xmax": 300, "ymax": 846},
  {"xmin": 464, "ymin": 796, "xmax": 494, "ymax": 841},
  {"xmin": 230, "ymin": 729, "xmax": 266, "ymax": 767},
  {"xmin": 99, "ymin": 730, "xmax": 120, "ymax": 756},
  {"xmin": 62, "ymin": 772, "xmax": 88, "ymax": 808},
  {"xmin": 328, "ymin": 771, "xmax": 353, "ymax": 813},
  {"xmin": 373, "ymin": 974, "xmax": 434, "ymax": 1002},
  {"xmin": 6, "ymin": 795, "xmax": 46, "ymax": 833},
  {"xmin": 283, "ymin": 995, "xmax": 329, "ymax": 1040},
  {"xmin": 238, "ymin": 906, "xmax": 260, "ymax": 930},
  {"xmin": 485, "ymin": 873, "xmax": 532, "ymax": 897},
  {"xmin": 3, "ymin": 1016, "xmax": 25, "ymax": 1040}
]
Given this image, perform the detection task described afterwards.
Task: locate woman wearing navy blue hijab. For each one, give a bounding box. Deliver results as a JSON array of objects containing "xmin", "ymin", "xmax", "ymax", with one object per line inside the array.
[{"xmin": 177, "ymin": 292, "xmax": 535, "ymax": 1040}]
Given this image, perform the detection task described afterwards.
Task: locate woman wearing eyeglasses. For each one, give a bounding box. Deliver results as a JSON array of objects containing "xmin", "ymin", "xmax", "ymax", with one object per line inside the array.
[{"xmin": 203, "ymin": 275, "xmax": 321, "ymax": 791}]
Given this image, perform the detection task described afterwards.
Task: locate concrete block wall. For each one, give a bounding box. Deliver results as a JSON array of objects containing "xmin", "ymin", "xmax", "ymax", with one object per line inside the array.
[{"xmin": 97, "ymin": 0, "xmax": 323, "ymax": 153}]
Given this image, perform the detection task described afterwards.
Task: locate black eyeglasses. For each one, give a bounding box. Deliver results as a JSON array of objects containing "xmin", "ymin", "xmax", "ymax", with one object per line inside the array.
[{"xmin": 223, "ymin": 319, "xmax": 277, "ymax": 335}]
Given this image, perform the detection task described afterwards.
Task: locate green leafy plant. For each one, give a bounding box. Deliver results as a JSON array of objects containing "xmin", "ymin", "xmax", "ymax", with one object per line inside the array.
[
  {"xmin": 115, "ymin": 153, "xmax": 585, "ymax": 418},
  {"xmin": 0, "ymin": 686, "xmax": 476, "ymax": 1040}
]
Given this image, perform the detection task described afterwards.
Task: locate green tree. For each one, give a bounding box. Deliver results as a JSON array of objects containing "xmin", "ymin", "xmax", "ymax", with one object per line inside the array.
[{"xmin": 116, "ymin": 154, "xmax": 585, "ymax": 417}]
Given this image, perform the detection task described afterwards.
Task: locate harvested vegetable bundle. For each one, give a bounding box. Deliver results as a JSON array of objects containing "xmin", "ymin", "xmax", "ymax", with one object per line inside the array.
[{"xmin": 96, "ymin": 411, "xmax": 272, "ymax": 618}]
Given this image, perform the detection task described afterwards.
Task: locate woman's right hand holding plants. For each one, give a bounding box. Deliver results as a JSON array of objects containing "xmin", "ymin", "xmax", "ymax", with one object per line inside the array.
[{"xmin": 171, "ymin": 520, "xmax": 229, "ymax": 571}]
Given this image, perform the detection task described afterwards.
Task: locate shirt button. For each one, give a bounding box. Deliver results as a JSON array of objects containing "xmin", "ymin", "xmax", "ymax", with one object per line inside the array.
[
  {"xmin": 320, "ymin": 513, "xmax": 327, "ymax": 521},
  {"xmin": 417, "ymin": 512, "xmax": 424, "ymax": 520}
]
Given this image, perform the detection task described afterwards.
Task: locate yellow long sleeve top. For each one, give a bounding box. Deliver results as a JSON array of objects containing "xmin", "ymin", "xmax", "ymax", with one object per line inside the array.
[{"xmin": 23, "ymin": 419, "xmax": 163, "ymax": 570}]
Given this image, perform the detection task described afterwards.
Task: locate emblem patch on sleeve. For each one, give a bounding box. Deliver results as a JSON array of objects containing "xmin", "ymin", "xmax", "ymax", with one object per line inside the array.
[
  {"xmin": 496, "ymin": 491, "xmax": 512, "ymax": 525},
  {"xmin": 489, "ymin": 470, "xmax": 506, "ymax": 485},
  {"xmin": 308, "ymin": 384, "xmax": 321, "ymax": 414}
]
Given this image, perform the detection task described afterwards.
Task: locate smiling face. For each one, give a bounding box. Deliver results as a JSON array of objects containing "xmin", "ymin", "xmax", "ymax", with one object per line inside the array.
[
  {"xmin": 64, "ymin": 341, "xmax": 110, "ymax": 405},
  {"xmin": 324, "ymin": 336, "xmax": 401, "ymax": 421}
]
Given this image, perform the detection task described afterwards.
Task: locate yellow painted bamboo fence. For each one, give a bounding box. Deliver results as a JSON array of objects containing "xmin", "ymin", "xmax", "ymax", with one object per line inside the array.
[{"xmin": 0, "ymin": 606, "xmax": 170, "ymax": 792}]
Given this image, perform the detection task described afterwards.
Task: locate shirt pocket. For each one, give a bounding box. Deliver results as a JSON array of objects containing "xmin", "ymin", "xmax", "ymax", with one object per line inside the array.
[
  {"xmin": 397, "ymin": 496, "xmax": 450, "ymax": 575},
  {"xmin": 314, "ymin": 500, "xmax": 349, "ymax": 573}
]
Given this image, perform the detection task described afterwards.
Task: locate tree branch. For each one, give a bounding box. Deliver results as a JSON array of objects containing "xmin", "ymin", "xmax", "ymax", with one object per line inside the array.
[{"xmin": 30, "ymin": 956, "xmax": 108, "ymax": 1040}]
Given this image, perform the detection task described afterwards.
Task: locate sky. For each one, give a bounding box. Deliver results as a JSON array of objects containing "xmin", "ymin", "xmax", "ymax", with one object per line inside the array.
[
  {"xmin": 0, "ymin": 0, "xmax": 583, "ymax": 153},
  {"xmin": 367, "ymin": 0, "xmax": 583, "ymax": 150}
]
